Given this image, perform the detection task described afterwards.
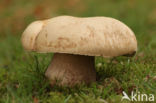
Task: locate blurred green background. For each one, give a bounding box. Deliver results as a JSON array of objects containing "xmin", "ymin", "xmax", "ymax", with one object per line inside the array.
[
  {"xmin": 0, "ymin": 0, "xmax": 156, "ymax": 103},
  {"xmin": 0, "ymin": 0, "xmax": 156, "ymax": 36}
]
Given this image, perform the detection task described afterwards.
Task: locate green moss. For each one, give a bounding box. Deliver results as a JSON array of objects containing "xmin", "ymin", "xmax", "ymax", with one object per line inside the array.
[{"xmin": 0, "ymin": 0, "xmax": 156, "ymax": 102}]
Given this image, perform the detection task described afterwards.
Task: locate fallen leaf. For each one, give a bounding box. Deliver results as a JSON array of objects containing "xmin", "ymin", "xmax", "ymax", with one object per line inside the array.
[{"xmin": 33, "ymin": 96, "xmax": 39, "ymax": 103}]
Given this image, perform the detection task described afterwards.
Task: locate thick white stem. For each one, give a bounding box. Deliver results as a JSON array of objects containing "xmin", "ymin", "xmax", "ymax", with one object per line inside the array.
[{"xmin": 45, "ymin": 53, "xmax": 96, "ymax": 86}]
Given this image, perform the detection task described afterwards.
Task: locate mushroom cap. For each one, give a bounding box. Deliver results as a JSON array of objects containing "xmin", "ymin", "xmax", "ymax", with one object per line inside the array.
[{"xmin": 21, "ymin": 16, "xmax": 137, "ymax": 58}]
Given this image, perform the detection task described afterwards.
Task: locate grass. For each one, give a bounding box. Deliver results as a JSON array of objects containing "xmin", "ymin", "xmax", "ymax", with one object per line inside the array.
[{"xmin": 0, "ymin": 0, "xmax": 156, "ymax": 103}]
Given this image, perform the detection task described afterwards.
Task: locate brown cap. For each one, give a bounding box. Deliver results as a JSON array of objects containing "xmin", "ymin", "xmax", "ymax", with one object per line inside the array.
[{"xmin": 21, "ymin": 16, "xmax": 137, "ymax": 57}]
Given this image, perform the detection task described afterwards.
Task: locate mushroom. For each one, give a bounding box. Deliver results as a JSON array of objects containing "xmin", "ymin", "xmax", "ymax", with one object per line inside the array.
[{"xmin": 21, "ymin": 16, "xmax": 137, "ymax": 86}]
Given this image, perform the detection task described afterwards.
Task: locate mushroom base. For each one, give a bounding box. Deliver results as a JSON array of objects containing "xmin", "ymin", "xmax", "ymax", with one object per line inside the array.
[{"xmin": 45, "ymin": 53, "xmax": 96, "ymax": 86}]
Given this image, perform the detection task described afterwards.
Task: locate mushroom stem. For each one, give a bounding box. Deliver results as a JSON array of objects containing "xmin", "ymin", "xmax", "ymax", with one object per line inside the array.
[{"xmin": 45, "ymin": 53, "xmax": 96, "ymax": 86}]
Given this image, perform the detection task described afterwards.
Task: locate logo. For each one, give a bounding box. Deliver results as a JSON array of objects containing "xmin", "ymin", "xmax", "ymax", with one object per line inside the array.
[{"xmin": 122, "ymin": 91, "xmax": 155, "ymax": 102}]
